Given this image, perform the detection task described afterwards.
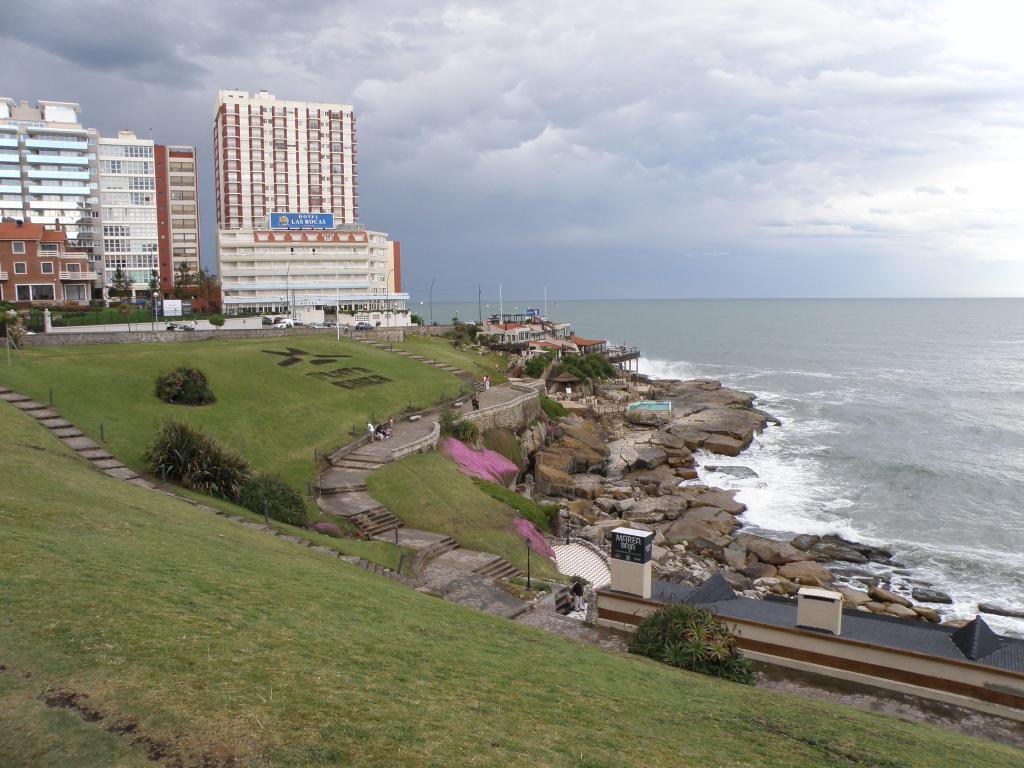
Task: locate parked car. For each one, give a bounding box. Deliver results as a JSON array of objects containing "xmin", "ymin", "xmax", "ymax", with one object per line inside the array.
[
  {"xmin": 261, "ymin": 316, "xmax": 273, "ymax": 326},
  {"xmin": 273, "ymin": 318, "xmax": 295, "ymax": 329},
  {"xmin": 355, "ymin": 321, "xmax": 374, "ymax": 331},
  {"xmin": 322, "ymin": 321, "xmax": 337, "ymax": 328},
  {"xmin": 307, "ymin": 321, "xmax": 326, "ymax": 329},
  {"xmin": 165, "ymin": 322, "xmax": 195, "ymax": 332}
]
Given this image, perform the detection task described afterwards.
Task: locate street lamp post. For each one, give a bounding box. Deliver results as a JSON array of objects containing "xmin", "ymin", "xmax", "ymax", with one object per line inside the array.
[
  {"xmin": 151, "ymin": 291, "xmax": 158, "ymax": 331},
  {"xmin": 384, "ymin": 267, "xmax": 394, "ymax": 328},
  {"xmin": 429, "ymin": 276, "xmax": 436, "ymax": 325}
]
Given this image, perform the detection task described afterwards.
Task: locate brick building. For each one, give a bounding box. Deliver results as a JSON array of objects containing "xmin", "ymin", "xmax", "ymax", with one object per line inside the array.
[{"xmin": 0, "ymin": 220, "xmax": 96, "ymax": 305}]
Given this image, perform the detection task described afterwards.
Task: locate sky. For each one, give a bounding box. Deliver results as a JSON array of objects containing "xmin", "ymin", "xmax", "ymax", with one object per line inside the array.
[{"xmin": 3, "ymin": 0, "xmax": 1024, "ymax": 300}]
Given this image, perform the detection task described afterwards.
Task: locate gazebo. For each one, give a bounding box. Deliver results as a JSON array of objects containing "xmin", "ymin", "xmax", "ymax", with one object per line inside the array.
[{"xmin": 552, "ymin": 371, "xmax": 582, "ymax": 395}]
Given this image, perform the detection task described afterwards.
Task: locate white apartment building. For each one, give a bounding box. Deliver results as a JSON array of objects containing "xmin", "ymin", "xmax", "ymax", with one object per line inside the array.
[
  {"xmin": 213, "ymin": 89, "xmax": 358, "ymax": 229},
  {"xmin": 97, "ymin": 131, "xmax": 158, "ymax": 297},
  {"xmin": 218, "ymin": 223, "xmax": 408, "ymax": 326},
  {"xmin": 0, "ymin": 99, "xmax": 100, "ymax": 281},
  {"xmin": 214, "ymin": 89, "xmax": 410, "ymax": 324}
]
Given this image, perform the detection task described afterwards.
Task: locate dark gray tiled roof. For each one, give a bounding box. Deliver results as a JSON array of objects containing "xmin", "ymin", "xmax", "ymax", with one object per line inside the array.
[{"xmin": 692, "ymin": 593, "xmax": 1024, "ymax": 675}]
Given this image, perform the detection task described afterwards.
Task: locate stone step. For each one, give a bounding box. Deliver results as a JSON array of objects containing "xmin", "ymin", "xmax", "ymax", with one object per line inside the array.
[
  {"xmin": 91, "ymin": 458, "xmax": 125, "ymax": 470},
  {"xmin": 0, "ymin": 386, "xmax": 11, "ymax": 394},
  {"xmin": 0, "ymin": 392, "xmax": 28, "ymax": 402},
  {"xmin": 29, "ymin": 408, "xmax": 61, "ymax": 420},
  {"xmin": 13, "ymin": 400, "xmax": 46, "ymax": 411},
  {"xmin": 52, "ymin": 427, "xmax": 84, "ymax": 438},
  {"xmin": 473, "ymin": 557, "xmax": 522, "ymax": 581},
  {"xmin": 39, "ymin": 417, "xmax": 74, "ymax": 429},
  {"xmin": 78, "ymin": 448, "xmax": 113, "ymax": 460}
]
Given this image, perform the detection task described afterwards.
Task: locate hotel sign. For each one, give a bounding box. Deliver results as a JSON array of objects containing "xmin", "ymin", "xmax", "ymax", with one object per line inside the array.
[
  {"xmin": 611, "ymin": 528, "xmax": 654, "ymax": 564},
  {"xmin": 270, "ymin": 212, "xmax": 335, "ymax": 230}
]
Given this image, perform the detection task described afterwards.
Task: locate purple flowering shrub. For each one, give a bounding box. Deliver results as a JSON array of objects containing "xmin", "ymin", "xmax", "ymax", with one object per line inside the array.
[
  {"xmin": 311, "ymin": 521, "xmax": 344, "ymax": 538},
  {"xmin": 514, "ymin": 517, "xmax": 556, "ymax": 559},
  {"xmin": 441, "ymin": 438, "xmax": 519, "ymax": 486}
]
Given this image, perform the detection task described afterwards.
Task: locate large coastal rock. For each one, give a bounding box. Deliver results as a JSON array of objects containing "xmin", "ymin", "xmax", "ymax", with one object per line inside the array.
[
  {"xmin": 690, "ymin": 489, "xmax": 746, "ymax": 516},
  {"xmin": 535, "ymin": 417, "xmax": 610, "ymax": 493},
  {"xmin": 778, "ymin": 561, "xmax": 835, "ymax": 586},
  {"xmin": 535, "ymin": 464, "xmax": 574, "ymax": 497},
  {"xmin": 703, "ymin": 434, "xmax": 745, "ymax": 456},
  {"xmin": 868, "ymin": 585, "xmax": 912, "ymax": 608},
  {"xmin": 912, "ymin": 587, "xmax": 953, "ymax": 605},
  {"xmin": 735, "ymin": 534, "xmax": 807, "ymax": 565}
]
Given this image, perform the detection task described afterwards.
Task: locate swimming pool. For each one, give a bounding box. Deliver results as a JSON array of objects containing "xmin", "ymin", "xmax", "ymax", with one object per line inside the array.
[{"xmin": 626, "ymin": 401, "xmax": 672, "ymax": 412}]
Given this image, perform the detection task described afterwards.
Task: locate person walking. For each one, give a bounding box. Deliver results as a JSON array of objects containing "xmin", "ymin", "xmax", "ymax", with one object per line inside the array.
[
  {"xmin": 571, "ymin": 579, "xmax": 585, "ymax": 613},
  {"xmin": 367, "ymin": 421, "xmax": 375, "ymax": 441}
]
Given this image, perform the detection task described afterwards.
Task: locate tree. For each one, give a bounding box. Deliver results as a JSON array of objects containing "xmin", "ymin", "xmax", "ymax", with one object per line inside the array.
[
  {"xmin": 109, "ymin": 267, "xmax": 134, "ymax": 303},
  {"xmin": 196, "ymin": 266, "xmax": 221, "ymax": 313},
  {"xmin": 146, "ymin": 270, "xmax": 160, "ymax": 306},
  {"xmin": 173, "ymin": 262, "xmax": 199, "ymax": 301}
]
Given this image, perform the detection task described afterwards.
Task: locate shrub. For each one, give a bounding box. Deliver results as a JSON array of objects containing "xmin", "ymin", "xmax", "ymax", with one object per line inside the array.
[
  {"xmin": 482, "ymin": 427, "xmax": 524, "ymax": 470},
  {"xmin": 240, "ymin": 473, "xmax": 306, "ymax": 526},
  {"xmin": 556, "ymin": 353, "xmax": 616, "ymax": 382},
  {"xmin": 144, "ymin": 419, "xmax": 250, "ymax": 501},
  {"xmin": 208, "ymin": 314, "xmax": 226, "ymax": 328},
  {"xmin": 524, "ymin": 352, "xmax": 554, "ymax": 379},
  {"xmin": 155, "ymin": 366, "xmax": 216, "ymax": 405},
  {"xmin": 439, "ymin": 409, "xmax": 480, "ymax": 444},
  {"xmin": 539, "ymin": 394, "xmax": 567, "ymax": 420},
  {"xmin": 629, "ymin": 604, "xmax": 754, "ymax": 684},
  {"xmin": 474, "ymin": 479, "xmax": 558, "ymax": 531},
  {"xmin": 311, "ymin": 521, "xmax": 344, "ymax": 538}
]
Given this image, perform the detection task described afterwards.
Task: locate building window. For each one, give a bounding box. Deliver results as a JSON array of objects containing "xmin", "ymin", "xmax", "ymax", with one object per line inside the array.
[
  {"xmin": 65, "ymin": 284, "xmax": 87, "ymax": 301},
  {"xmin": 12, "ymin": 241, "xmax": 26, "ymax": 254},
  {"xmin": 14, "ymin": 262, "xmax": 27, "ymax": 274},
  {"xmin": 16, "ymin": 284, "xmax": 55, "ymax": 301},
  {"xmin": 40, "ymin": 262, "xmax": 54, "ymax": 274}
]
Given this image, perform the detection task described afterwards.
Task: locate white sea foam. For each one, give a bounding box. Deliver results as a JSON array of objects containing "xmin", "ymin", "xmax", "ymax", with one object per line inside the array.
[{"xmin": 638, "ymin": 357, "xmax": 700, "ymax": 380}]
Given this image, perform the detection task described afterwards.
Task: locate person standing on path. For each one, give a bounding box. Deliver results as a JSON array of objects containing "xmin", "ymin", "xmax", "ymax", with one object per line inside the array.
[
  {"xmin": 483, "ymin": 375, "xmax": 490, "ymax": 391},
  {"xmin": 367, "ymin": 421, "xmax": 375, "ymax": 441},
  {"xmin": 571, "ymin": 579, "xmax": 585, "ymax": 612}
]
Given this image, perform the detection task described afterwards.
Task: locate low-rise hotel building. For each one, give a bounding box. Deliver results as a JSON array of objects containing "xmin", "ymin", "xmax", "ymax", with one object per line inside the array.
[{"xmin": 218, "ymin": 218, "xmax": 408, "ymax": 325}]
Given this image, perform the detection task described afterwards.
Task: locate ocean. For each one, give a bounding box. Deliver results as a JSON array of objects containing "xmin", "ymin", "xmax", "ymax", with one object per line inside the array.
[{"xmin": 428, "ymin": 298, "xmax": 1024, "ymax": 636}]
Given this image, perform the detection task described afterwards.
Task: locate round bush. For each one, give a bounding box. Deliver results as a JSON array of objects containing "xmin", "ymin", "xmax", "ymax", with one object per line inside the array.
[
  {"xmin": 240, "ymin": 473, "xmax": 307, "ymax": 526},
  {"xmin": 208, "ymin": 314, "xmax": 226, "ymax": 328},
  {"xmin": 629, "ymin": 603, "xmax": 754, "ymax": 684},
  {"xmin": 155, "ymin": 366, "xmax": 216, "ymax": 405}
]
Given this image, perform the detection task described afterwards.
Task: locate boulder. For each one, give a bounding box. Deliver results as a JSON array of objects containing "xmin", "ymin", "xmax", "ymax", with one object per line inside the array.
[
  {"xmin": 594, "ymin": 496, "xmax": 617, "ymax": 514},
  {"xmin": 625, "ymin": 408, "xmax": 671, "ymax": 427},
  {"xmin": 978, "ymin": 603, "xmax": 1024, "ymax": 619},
  {"xmin": 666, "ymin": 450, "xmax": 696, "ymax": 469},
  {"xmin": 535, "ymin": 464, "xmax": 574, "ymax": 497},
  {"xmin": 740, "ymin": 562, "xmax": 777, "ymax": 579},
  {"xmin": 565, "ymin": 499, "xmax": 593, "ymax": 519},
  {"xmin": 864, "ymin": 601, "xmax": 889, "ymax": 614},
  {"xmin": 633, "ymin": 447, "xmax": 668, "ymax": 470},
  {"xmin": 614, "ymin": 498, "xmax": 636, "ymax": 514},
  {"xmin": 809, "ymin": 542, "xmax": 868, "ymax": 564},
  {"xmin": 885, "ymin": 603, "xmax": 918, "ymax": 619},
  {"xmin": 837, "ymin": 587, "xmax": 871, "ymax": 607},
  {"xmin": 942, "ymin": 619, "xmax": 970, "ymax": 629},
  {"xmin": 653, "ymin": 430, "xmax": 688, "ymax": 450},
  {"xmin": 718, "ymin": 544, "xmax": 747, "ymax": 570},
  {"xmin": 653, "ymin": 496, "xmax": 688, "ymax": 521},
  {"xmin": 735, "ymin": 534, "xmax": 807, "ymax": 565},
  {"xmin": 913, "ymin": 606, "xmax": 941, "ymax": 623},
  {"xmin": 672, "ymin": 403, "xmax": 765, "ymax": 445},
  {"xmin": 691, "ymin": 489, "xmax": 746, "ymax": 515},
  {"xmin": 778, "ymin": 561, "xmax": 835, "ymax": 586},
  {"xmin": 703, "ymin": 434, "xmax": 743, "ymax": 457},
  {"xmin": 720, "ymin": 570, "xmax": 751, "ymax": 592},
  {"xmin": 571, "ymin": 474, "xmax": 605, "ymax": 500},
  {"xmin": 685, "ymin": 506, "xmax": 740, "ymax": 535},
  {"xmin": 774, "ymin": 578, "xmax": 800, "ymax": 596},
  {"xmin": 676, "ymin": 430, "xmax": 711, "ymax": 451},
  {"xmin": 578, "ymin": 525, "xmax": 604, "ymax": 545},
  {"xmin": 673, "ymin": 468, "xmax": 700, "ymax": 481},
  {"xmin": 790, "ymin": 534, "xmax": 821, "ymax": 551},
  {"xmin": 911, "ymin": 587, "xmax": 953, "ymax": 605},
  {"xmin": 704, "ymin": 465, "xmax": 759, "ymax": 479},
  {"xmin": 662, "ymin": 516, "xmax": 727, "ymax": 545},
  {"xmin": 868, "ymin": 585, "xmax": 912, "ymax": 608}
]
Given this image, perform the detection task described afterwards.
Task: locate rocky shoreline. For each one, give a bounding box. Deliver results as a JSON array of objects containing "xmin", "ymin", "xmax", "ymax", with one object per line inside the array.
[{"xmin": 527, "ymin": 376, "xmax": 982, "ymax": 628}]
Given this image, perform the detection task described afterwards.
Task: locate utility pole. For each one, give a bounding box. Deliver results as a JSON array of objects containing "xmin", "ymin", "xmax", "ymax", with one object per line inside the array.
[
  {"xmin": 478, "ymin": 283, "xmax": 482, "ymax": 325},
  {"xmin": 544, "ymin": 286, "xmax": 547, "ymax": 318},
  {"xmin": 499, "ymin": 283, "xmax": 503, "ymax": 323},
  {"xmin": 429, "ymin": 277, "xmax": 436, "ymax": 325}
]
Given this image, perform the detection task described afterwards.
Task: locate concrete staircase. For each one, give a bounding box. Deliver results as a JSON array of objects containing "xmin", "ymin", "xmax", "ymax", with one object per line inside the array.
[
  {"xmin": 552, "ymin": 542, "xmax": 612, "ymax": 589},
  {"xmin": 473, "ymin": 556, "xmax": 523, "ymax": 581}
]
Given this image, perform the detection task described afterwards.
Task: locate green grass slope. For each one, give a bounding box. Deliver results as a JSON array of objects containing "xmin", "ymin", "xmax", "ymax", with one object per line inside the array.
[
  {"xmin": 395, "ymin": 335, "xmax": 509, "ymax": 383},
  {"xmin": 0, "ymin": 336, "xmax": 461, "ymax": 494},
  {"xmin": 1, "ymin": 406, "xmax": 1020, "ymax": 767},
  {"xmin": 367, "ymin": 452, "xmax": 559, "ymax": 579}
]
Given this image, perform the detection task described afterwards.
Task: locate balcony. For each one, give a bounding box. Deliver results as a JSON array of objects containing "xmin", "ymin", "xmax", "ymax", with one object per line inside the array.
[
  {"xmin": 24, "ymin": 154, "xmax": 89, "ymax": 165},
  {"xmin": 60, "ymin": 270, "xmax": 98, "ymax": 281},
  {"xmin": 25, "ymin": 138, "xmax": 89, "ymax": 151}
]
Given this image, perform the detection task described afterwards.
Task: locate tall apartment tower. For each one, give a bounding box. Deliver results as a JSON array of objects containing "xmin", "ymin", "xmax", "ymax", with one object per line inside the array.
[
  {"xmin": 97, "ymin": 131, "xmax": 158, "ymax": 298},
  {"xmin": 0, "ymin": 99, "xmax": 99, "ymax": 268},
  {"xmin": 213, "ymin": 89, "xmax": 358, "ymax": 229},
  {"xmin": 154, "ymin": 144, "xmax": 201, "ymax": 297}
]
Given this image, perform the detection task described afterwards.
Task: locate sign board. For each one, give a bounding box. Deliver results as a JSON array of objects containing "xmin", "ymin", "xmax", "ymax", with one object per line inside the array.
[
  {"xmin": 611, "ymin": 527, "xmax": 654, "ymax": 564},
  {"xmin": 161, "ymin": 299, "xmax": 182, "ymax": 317},
  {"xmin": 270, "ymin": 212, "xmax": 335, "ymax": 230}
]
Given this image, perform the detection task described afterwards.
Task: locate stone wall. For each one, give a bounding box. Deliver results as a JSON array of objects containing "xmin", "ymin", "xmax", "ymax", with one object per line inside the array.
[
  {"xmin": 405, "ymin": 324, "xmax": 456, "ymax": 337},
  {"xmin": 22, "ymin": 327, "xmax": 405, "ymax": 347},
  {"xmin": 462, "ymin": 382, "xmax": 542, "ymax": 433}
]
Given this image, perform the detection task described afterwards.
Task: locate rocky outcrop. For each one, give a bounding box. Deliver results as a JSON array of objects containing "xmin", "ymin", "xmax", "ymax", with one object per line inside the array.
[
  {"xmin": 690, "ymin": 489, "xmax": 746, "ymax": 516},
  {"xmin": 869, "ymin": 584, "xmax": 912, "ymax": 608},
  {"xmin": 735, "ymin": 534, "xmax": 807, "ymax": 565},
  {"xmin": 778, "ymin": 560, "xmax": 835, "ymax": 586},
  {"xmin": 978, "ymin": 603, "xmax": 1024, "ymax": 619},
  {"xmin": 912, "ymin": 587, "xmax": 953, "ymax": 605}
]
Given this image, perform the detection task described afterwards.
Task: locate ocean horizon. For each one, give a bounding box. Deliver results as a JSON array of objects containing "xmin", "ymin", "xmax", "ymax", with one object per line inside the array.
[{"xmin": 429, "ymin": 297, "xmax": 1024, "ymax": 636}]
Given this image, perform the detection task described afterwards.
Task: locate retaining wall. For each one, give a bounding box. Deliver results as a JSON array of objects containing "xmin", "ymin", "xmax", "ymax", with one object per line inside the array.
[
  {"xmin": 21, "ymin": 327, "xmax": 406, "ymax": 347},
  {"xmin": 462, "ymin": 382, "xmax": 542, "ymax": 433}
]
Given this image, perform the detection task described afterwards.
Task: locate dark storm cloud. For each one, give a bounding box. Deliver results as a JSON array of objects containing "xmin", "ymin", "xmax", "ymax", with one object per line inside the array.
[{"xmin": 2, "ymin": 0, "xmax": 1023, "ymax": 297}]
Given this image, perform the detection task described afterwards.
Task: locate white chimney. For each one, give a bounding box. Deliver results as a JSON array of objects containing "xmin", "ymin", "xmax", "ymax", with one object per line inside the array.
[{"xmin": 797, "ymin": 587, "xmax": 844, "ymax": 635}]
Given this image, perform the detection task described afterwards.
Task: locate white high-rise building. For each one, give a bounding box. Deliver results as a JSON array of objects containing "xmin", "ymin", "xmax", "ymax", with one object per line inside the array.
[
  {"xmin": 213, "ymin": 89, "xmax": 358, "ymax": 230},
  {"xmin": 97, "ymin": 131, "xmax": 158, "ymax": 297},
  {"xmin": 0, "ymin": 99, "xmax": 99, "ymax": 271}
]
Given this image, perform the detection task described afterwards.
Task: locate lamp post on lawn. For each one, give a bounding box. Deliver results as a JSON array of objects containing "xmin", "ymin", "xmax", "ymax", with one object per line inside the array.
[
  {"xmin": 429, "ymin": 276, "xmax": 436, "ymax": 326},
  {"xmin": 151, "ymin": 291, "xmax": 158, "ymax": 331}
]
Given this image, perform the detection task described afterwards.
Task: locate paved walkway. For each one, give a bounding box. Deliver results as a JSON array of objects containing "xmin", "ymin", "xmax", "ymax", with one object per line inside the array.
[{"xmin": 552, "ymin": 543, "xmax": 612, "ymax": 589}]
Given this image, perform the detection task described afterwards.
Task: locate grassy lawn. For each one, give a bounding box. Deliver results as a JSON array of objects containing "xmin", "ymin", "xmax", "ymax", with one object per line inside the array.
[
  {"xmin": 395, "ymin": 334, "xmax": 509, "ymax": 384},
  {"xmin": 365, "ymin": 452, "xmax": 571, "ymax": 580},
  {"xmin": 0, "ymin": 336, "xmax": 460, "ymax": 500},
  {"xmin": 2, "ymin": 405, "xmax": 1021, "ymax": 767}
]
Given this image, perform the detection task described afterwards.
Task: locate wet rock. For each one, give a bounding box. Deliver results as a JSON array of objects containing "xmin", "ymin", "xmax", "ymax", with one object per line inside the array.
[
  {"xmin": 673, "ymin": 468, "xmax": 700, "ymax": 481},
  {"xmin": 868, "ymin": 584, "xmax": 912, "ymax": 608},
  {"xmin": 740, "ymin": 562, "xmax": 778, "ymax": 579},
  {"xmin": 691, "ymin": 489, "xmax": 746, "ymax": 515},
  {"xmin": 778, "ymin": 561, "xmax": 835, "ymax": 586},
  {"xmin": 653, "ymin": 430, "xmax": 688, "ymax": 450},
  {"xmin": 911, "ymin": 587, "xmax": 953, "ymax": 605},
  {"xmin": 666, "ymin": 449, "xmax": 696, "ymax": 469},
  {"xmin": 837, "ymin": 587, "xmax": 871, "ymax": 607},
  {"xmin": 703, "ymin": 434, "xmax": 744, "ymax": 457},
  {"xmin": 885, "ymin": 603, "xmax": 918, "ymax": 619},
  {"xmin": 790, "ymin": 534, "xmax": 821, "ymax": 551},
  {"xmin": 735, "ymin": 534, "xmax": 807, "ymax": 565},
  {"xmin": 978, "ymin": 602, "xmax": 1024, "ymax": 619},
  {"xmin": 674, "ymin": 430, "xmax": 711, "ymax": 451},
  {"xmin": 810, "ymin": 542, "xmax": 869, "ymax": 564},
  {"xmin": 913, "ymin": 606, "xmax": 941, "ymax": 623},
  {"xmin": 705, "ymin": 465, "xmax": 759, "ymax": 479},
  {"xmin": 864, "ymin": 601, "xmax": 889, "ymax": 615}
]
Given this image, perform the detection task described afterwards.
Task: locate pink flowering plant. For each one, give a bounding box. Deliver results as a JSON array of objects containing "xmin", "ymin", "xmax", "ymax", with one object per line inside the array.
[
  {"xmin": 514, "ymin": 517, "xmax": 556, "ymax": 559},
  {"xmin": 441, "ymin": 438, "xmax": 519, "ymax": 486}
]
